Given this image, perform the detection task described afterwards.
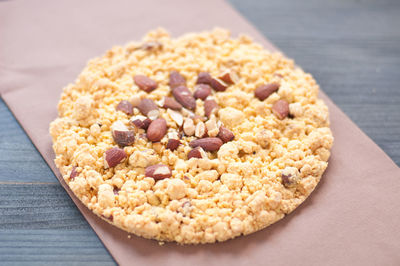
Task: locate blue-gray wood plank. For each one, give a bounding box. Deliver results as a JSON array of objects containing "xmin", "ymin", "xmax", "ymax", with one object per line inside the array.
[{"xmin": 1, "ymin": 0, "xmax": 399, "ymax": 265}]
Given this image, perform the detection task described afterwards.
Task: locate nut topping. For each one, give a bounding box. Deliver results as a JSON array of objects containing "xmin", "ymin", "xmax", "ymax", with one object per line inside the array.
[
  {"xmin": 217, "ymin": 126, "xmax": 234, "ymax": 143},
  {"xmin": 187, "ymin": 147, "xmax": 206, "ymax": 159},
  {"xmin": 166, "ymin": 139, "xmax": 180, "ymax": 151},
  {"xmin": 146, "ymin": 118, "xmax": 167, "ymax": 142},
  {"xmin": 167, "ymin": 109, "xmax": 184, "ymax": 126},
  {"xmin": 104, "ymin": 147, "xmax": 127, "ymax": 169},
  {"xmin": 272, "ymin": 99, "xmax": 290, "ymax": 120},
  {"xmin": 111, "ymin": 121, "xmax": 135, "ymax": 146},
  {"xmin": 183, "ymin": 118, "xmax": 195, "ymax": 136},
  {"xmin": 196, "ymin": 72, "xmax": 228, "ymax": 92},
  {"xmin": 205, "ymin": 115, "xmax": 219, "ymax": 137},
  {"xmin": 70, "ymin": 166, "xmax": 78, "ymax": 180},
  {"xmin": 189, "ymin": 137, "xmax": 223, "ymax": 152},
  {"xmin": 160, "ymin": 97, "xmax": 182, "ymax": 110},
  {"xmin": 145, "ymin": 164, "xmax": 172, "ymax": 180},
  {"xmin": 116, "ymin": 100, "xmax": 133, "ymax": 115},
  {"xmin": 140, "ymin": 41, "xmax": 163, "ymax": 51},
  {"xmin": 255, "ymin": 83, "xmax": 280, "ymax": 101},
  {"xmin": 281, "ymin": 167, "xmax": 300, "ymax": 188},
  {"xmin": 196, "ymin": 72, "xmax": 213, "ymax": 85},
  {"xmin": 130, "ymin": 115, "xmax": 151, "ymax": 130},
  {"xmin": 169, "ymin": 71, "xmax": 186, "ymax": 88},
  {"xmin": 172, "ymin": 85, "xmax": 196, "ymax": 110},
  {"xmin": 218, "ymin": 69, "xmax": 239, "ymax": 85},
  {"xmin": 193, "ymin": 84, "xmax": 212, "ymax": 100},
  {"xmin": 137, "ymin": 99, "xmax": 159, "ymax": 120},
  {"xmin": 112, "ymin": 130, "xmax": 135, "ymax": 147},
  {"xmin": 134, "ymin": 75, "xmax": 158, "ymax": 93},
  {"xmin": 210, "ymin": 78, "xmax": 228, "ymax": 92},
  {"xmin": 204, "ymin": 98, "xmax": 219, "ymax": 118},
  {"xmin": 195, "ymin": 121, "xmax": 206, "ymax": 138}
]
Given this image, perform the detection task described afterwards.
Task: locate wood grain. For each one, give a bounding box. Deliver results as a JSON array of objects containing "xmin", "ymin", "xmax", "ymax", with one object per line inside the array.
[{"xmin": 0, "ymin": 0, "xmax": 399, "ymax": 264}]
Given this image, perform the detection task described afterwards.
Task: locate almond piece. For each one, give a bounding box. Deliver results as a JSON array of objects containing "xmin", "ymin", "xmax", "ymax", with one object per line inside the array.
[
  {"xmin": 134, "ymin": 75, "xmax": 158, "ymax": 93},
  {"xmin": 137, "ymin": 99, "xmax": 159, "ymax": 119},
  {"xmin": 130, "ymin": 95, "xmax": 142, "ymax": 107},
  {"xmin": 217, "ymin": 126, "xmax": 234, "ymax": 143},
  {"xmin": 205, "ymin": 115, "xmax": 219, "ymax": 137},
  {"xmin": 70, "ymin": 166, "xmax": 78, "ymax": 180},
  {"xmin": 145, "ymin": 164, "xmax": 172, "ymax": 180},
  {"xmin": 183, "ymin": 118, "xmax": 195, "ymax": 136},
  {"xmin": 111, "ymin": 121, "xmax": 135, "ymax": 146},
  {"xmin": 140, "ymin": 41, "xmax": 163, "ymax": 51},
  {"xmin": 193, "ymin": 84, "xmax": 212, "ymax": 100},
  {"xmin": 130, "ymin": 115, "xmax": 146, "ymax": 128},
  {"xmin": 181, "ymin": 107, "xmax": 195, "ymax": 118},
  {"xmin": 281, "ymin": 167, "xmax": 300, "ymax": 188},
  {"xmin": 169, "ymin": 71, "xmax": 186, "ymax": 88},
  {"xmin": 112, "ymin": 130, "xmax": 135, "ymax": 146},
  {"xmin": 196, "ymin": 72, "xmax": 228, "ymax": 92},
  {"xmin": 116, "ymin": 100, "xmax": 133, "ymax": 115},
  {"xmin": 272, "ymin": 99, "xmax": 289, "ymax": 120},
  {"xmin": 167, "ymin": 109, "xmax": 184, "ymax": 126},
  {"xmin": 161, "ymin": 96, "xmax": 182, "ymax": 110},
  {"xmin": 210, "ymin": 77, "xmax": 228, "ymax": 92},
  {"xmin": 255, "ymin": 83, "xmax": 280, "ymax": 101},
  {"xmin": 146, "ymin": 118, "xmax": 167, "ymax": 142},
  {"xmin": 166, "ymin": 139, "xmax": 180, "ymax": 151},
  {"xmin": 218, "ymin": 69, "xmax": 239, "ymax": 85},
  {"xmin": 196, "ymin": 72, "xmax": 213, "ymax": 85},
  {"xmin": 187, "ymin": 147, "xmax": 205, "ymax": 159},
  {"xmin": 189, "ymin": 137, "xmax": 223, "ymax": 152},
  {"xmin": 195, "ymin": 121, "xmax": 206, "ymax": 138},
  {"xmin": 204, "ymin": 98, "xmax": 219, "ymax": 118},
  {"xmin": 172, "ymin": 85, "xmax": 196, "ymax": 110},
  {"xmin": 104, "ymin": 147, "xmax": 127, "ymax": 169},
  {"xmin": 130, "ymin": 115, "xmax": 152, "ymax": 130}
]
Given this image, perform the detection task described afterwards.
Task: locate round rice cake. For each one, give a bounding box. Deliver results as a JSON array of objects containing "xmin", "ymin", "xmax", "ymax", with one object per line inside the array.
[{"xmin": 49, "ymin": 28, "xmax": 333, "ymax": 244}]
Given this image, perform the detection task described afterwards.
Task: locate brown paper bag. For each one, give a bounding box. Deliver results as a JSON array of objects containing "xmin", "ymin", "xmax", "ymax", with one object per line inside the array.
[{"xmin": 1, "ymin": 0, "xmax": 399, "ymax": 265}]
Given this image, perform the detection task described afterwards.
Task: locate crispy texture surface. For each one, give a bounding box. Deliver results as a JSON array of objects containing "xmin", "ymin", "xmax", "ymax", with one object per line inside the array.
[{"xmin": 50, "ymin": 28, "xmax": 333, "ymax": 244}]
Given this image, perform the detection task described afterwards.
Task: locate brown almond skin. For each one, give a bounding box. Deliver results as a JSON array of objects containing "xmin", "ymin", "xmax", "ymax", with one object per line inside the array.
[
  {"xmin": 189, "ymin": 137, "xmax": 223, "ymax": 152},
  {"xmin": 163, "ymin": 97, "xmax": 182, "ymax": 110},
  {"xmin": 172, "ymin": 85, "xmax": 196, "ymax": 110},
  {"xmin": 219, "ymin": 70, "xmax": 239, "ymax": 85},
  {"xmin": 70, "ymin": 166, "xmax": 78, "ymax": 180},
  {"xmin": 254, "ymin": 83, "xmax": 280, "ymax": 101},
  {"xmin": 131, "ymin": 119, "xmax": 144, "ymax": 129},
  {"xmin": 217, "ymin": 126, "xmax": 235, "ymax": 143},
  {"xmin": 272, "ymin": 99, "xmax": 290, "ymax": 120},
  {"xmin": 166, "ymin": 139, "xmax": 180, "ymax": 151},
  {"xmin": 145, "ymin": 164, "xmax": 172, "ymax": 180},
  {"xmin": 169, "ymin": 71, "xmax": 186, "ymax": 88},
  {"xmin": 194, "ymin": 84, "xmax": 212, "ymax": 100},
  {"xmin": 140, "ymin": 41, "xmax": 163, "ymax": 51},
  {"xmin": 116, "ymin": 100, "xmax": 133, "ymax": 115},
  {"xmin": 142, "ymin": 118, "xmax": 152, "ymax": 129},
  {"xmin": 196, "ymin": 72, "xmax": 228, "ymax": 92},
  {"xmin": 137, "ymin": 99, "xmax": 158, "ymax": 116},
  {"xmin": 113, "ymin": 187, "xmax": 120, "ymax": 195},
  {"xmin": 209, "ymin": 78, "xmax": 228, "ymax": 92},
  {"xmin": 204, "ymin": 99, "xmax": 219, "ymax": 117},
  {"xmin": 104, "ymin": 147, "xmax": 127, "ymax": 168},
  {"xmin": 134, "ymin": 75, "xmax": 158, "ymax": 93},
  {"xmin": 187, "ymin": 147, "xmax": 203, "ymax": 159},
  {"xmin": 112, "ymin": 130, "xmax": 135, "ymax": 147},
  {"xmin": 131, "ymin": 118, "xmax": 151, "ymax": 130},
  {"xmin": 282, "ymin": 173, "xmax": 295, "ymax": 188},
  {"xmin": 146, "ymin": 118, "xmax": 167, "ymax": 142},
  {"xmin": 196, "ymin": 72, "xmax": 213, "ymax": 85}
]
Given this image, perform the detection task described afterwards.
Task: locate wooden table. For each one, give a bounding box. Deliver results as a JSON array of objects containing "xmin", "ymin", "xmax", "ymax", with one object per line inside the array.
[{"xmin": 1, "ymin": 0, "xmax": 399, "ymax": 264}]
